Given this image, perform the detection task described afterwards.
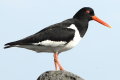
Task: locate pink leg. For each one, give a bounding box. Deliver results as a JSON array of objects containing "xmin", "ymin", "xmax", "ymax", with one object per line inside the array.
[
  {"xmin": 54, "ymin": 53, "xmax": 59, "ymax": 70},
  {"xmin": 54, "ymin": 53, "xmax": 64, "ymax": 70}
]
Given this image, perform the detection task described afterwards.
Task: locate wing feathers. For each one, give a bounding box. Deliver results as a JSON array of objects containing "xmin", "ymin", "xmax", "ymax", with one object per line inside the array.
[
  {"xmin": 4, "ymin": 19, "xmax": 76, "ymax": 49},
  {"xmin": 4, "ymin": 28, "xmax": 75, "ymax": 49}
]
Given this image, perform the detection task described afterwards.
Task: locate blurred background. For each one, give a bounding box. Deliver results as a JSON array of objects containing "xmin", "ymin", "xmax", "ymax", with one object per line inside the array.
[{"xmin": 0, "ymin": 0, "xmax": 120, "ymax": 80}]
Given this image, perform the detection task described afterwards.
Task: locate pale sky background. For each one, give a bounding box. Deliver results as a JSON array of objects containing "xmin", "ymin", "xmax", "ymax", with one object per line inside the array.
[{"xmin": 0, "ymin": 0, "xmax": 120, "ymax": 80}]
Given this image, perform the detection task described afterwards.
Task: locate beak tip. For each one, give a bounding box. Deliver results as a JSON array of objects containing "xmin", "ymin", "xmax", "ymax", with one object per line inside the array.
[
  {"xmin": 109, "ymin": 26, "xmax": 112, "ymax": 28},
  {"xmin": 92, "ymin": 16, "xmax": 112, "ymax": 29}
]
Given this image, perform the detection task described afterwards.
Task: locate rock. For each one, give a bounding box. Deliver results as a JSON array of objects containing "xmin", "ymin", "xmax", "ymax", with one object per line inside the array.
[{"xmin": 37, "ymin": 70, "xmax": 84, "ymax": 80}]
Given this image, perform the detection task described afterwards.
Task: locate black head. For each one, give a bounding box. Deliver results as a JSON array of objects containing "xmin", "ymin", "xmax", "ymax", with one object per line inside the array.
[
  {"xmin": 73, "ymin": 7, "xmax": 112, "ymax": 28},
  {"xmin": 73, "ymin": 7, "xmax": 95, "ymax": 21}
]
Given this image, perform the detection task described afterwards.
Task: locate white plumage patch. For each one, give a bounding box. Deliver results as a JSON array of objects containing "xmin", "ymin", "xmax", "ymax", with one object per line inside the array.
[
  {"xmin": 62, "ymin": 24, "xmax": 82, "ymax": 51},
  {"xmin": 33, "ymin": 40, "xmax": 67, "ymax": 47}
]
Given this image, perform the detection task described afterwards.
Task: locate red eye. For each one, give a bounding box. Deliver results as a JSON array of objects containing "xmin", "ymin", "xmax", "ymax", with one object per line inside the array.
[{"xmin": 86, "ymin": 10, "xmax": 90, "ymax": 13}]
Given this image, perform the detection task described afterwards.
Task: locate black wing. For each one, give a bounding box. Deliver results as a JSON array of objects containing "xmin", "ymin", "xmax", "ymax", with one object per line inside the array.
[{"xmin": 4, "ymin": 21, "xmax": 75, "ymax": 48}]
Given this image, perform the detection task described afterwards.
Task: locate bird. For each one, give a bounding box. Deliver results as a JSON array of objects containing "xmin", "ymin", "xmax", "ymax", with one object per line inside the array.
[{"xmin": 4, "ymin": 7, "xmax": 112, "ymax": 70}]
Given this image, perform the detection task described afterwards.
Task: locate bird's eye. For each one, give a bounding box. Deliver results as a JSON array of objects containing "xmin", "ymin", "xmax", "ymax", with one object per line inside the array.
[{"xmin": 86, "ymin": 10, "xmax": 90, "ymax": 14}]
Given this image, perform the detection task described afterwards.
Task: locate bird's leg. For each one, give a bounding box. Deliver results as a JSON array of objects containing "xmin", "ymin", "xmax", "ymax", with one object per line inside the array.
[
  {"xmin": 54, "ymin": 53, "xmax": 59, "ymax": 70},
  {"xmin": 54, "ymin": 53, "xmax": 64, "ymax": 70}
]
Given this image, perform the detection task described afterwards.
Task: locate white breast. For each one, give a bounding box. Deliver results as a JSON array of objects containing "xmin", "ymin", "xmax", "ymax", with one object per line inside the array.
[{"xmin": 59, "ymin": 24, "xmax": 82, "ymax": 52}]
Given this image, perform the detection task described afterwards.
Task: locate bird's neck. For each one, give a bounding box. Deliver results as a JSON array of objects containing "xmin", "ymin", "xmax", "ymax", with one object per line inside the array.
[{"xmin": 74, "ymin": 19, "xmax": 89, "ymax": 37}]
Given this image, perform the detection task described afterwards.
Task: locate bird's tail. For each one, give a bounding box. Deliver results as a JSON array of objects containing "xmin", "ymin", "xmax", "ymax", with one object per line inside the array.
[{"xmin": 4, "ymin": 41, "xmax": 19, "ymax": 49}]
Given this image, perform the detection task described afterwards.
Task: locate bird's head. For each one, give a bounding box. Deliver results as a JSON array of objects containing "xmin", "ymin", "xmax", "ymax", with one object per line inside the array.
[{"xmin": 73, "ymin": 7, "xmax": 112, "ymax": 28}]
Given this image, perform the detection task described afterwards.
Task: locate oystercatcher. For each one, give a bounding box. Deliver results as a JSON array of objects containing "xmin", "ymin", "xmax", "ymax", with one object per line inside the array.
[{"xmin": 4, "ymin": 7, "xmax": 112, "ymax": 70}]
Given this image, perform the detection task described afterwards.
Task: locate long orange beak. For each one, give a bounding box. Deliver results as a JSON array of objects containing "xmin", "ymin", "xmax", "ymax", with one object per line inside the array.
[{"xmin": 92, "ymin": 16, "xmax": 112, "ymax": 28}]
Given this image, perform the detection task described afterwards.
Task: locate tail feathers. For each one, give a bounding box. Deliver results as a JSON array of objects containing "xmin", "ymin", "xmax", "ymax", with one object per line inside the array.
[
  {"xmin": 4, "ymin": 45, "xmax": 14, "ymax": 49},
  {"xmin": 4, "ymin": 41, "xmax": 20, "ymax": 49}
]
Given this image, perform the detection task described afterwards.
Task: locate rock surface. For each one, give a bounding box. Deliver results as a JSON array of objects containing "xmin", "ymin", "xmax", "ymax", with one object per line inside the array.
[{"xmin": 37, "ymin": 70, "xmax": 84, "ymax": 80}]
